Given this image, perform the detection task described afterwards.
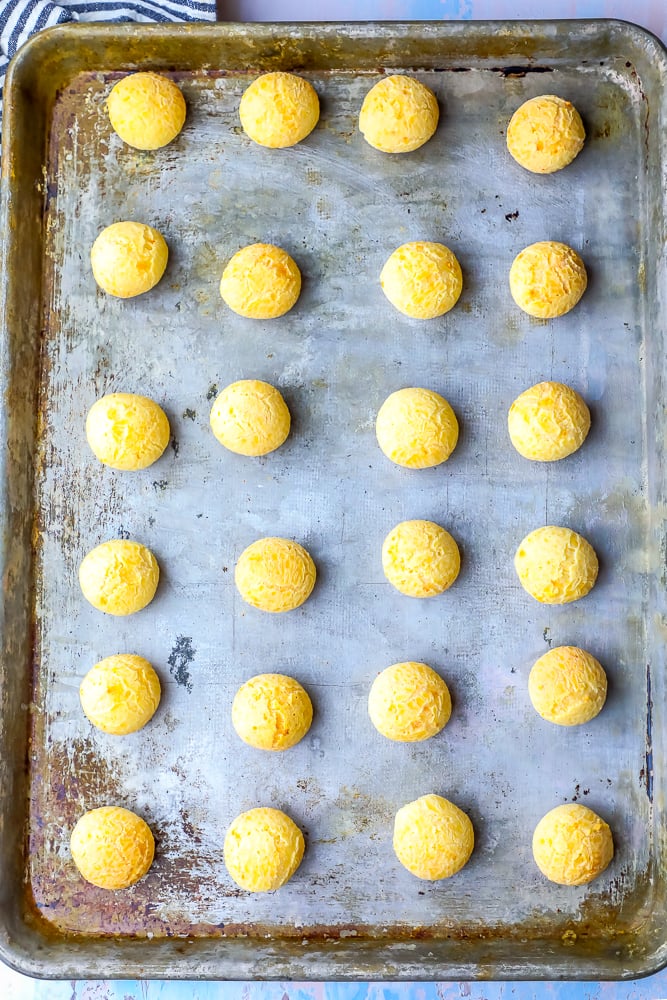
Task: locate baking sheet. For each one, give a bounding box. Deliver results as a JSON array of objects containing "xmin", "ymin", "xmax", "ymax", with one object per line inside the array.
[{"xmin": 1, "ymin": 19, "xmax": 667, "ymax": 981}]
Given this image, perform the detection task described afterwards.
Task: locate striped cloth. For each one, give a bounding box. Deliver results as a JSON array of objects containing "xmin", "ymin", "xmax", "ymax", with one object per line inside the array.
[{"xmin": 0, "ymin": 0, "xmax": 216, "ymax": 120}]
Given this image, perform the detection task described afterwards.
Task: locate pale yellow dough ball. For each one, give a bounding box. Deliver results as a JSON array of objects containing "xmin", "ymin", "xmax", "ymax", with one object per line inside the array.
[
  {"xmin": 107, "ymin": 72, "xmax": 186, "ymax": 150},
  {"xmin": 359, "ymin": 75, "xmax": 439, "ymax": 153},
  {"xmin": 529, "ymin": 646, "xmax": 607, "ymax": 726},
  {"xmin": 393, "ymin": 794, "xmax": 474, "ymax": 880},
  {"xmin": 510, "ymin": 241, "xmax": 587, "ymax": 319},
  {"xmin": 80, "ymin": 654, "xmax": 161, "ymax": 735},
  {"xmin": 210, "ymin": 380, "xmax": 290, "ymax": 457},
  {"xmin": 235, "ymin": 537, "xmax": 316, "ymax": 613},
  {"xmin": 508, "ymin": 381, "xmax": 590, "ymax": 462},
  {"xmin": 220, "ymin": 243, "xmax": 301, "ymax": 319},
  {"xmin": 232, "ymin": 673, "xmax": 313, "ymax": 750},
  {"xmin": 532, "ymin": 803, "xmax": 613, "ymax": 885},
  {"xmin": 376, "ymin": 388, "xmax": 458, "ymax": 469},
  {"xmin": 239, "ymin": 71, "xmax": 319, "ymax": 148},
  {"xmin": 70, "ymin": 806, "xmax": 155, "ymax": 890},
  {"xmin": 514, "ymin": 526, "xmax": 598, "ymax": 605},
  {"xmin": 368, "ymin": 661, "xmax": 451, "ymax": 742},
  {"xmin": 382, "ymin": 519, "xmax": 460, "ymax": 598},
  {"xmin": 86, "ymin": 393, "xmax": 170, "ymax": 470},
  {"xmin": 381, "ymin": 242, "xmax": 462, "ymax": 319},
  {"xmin": 91, "ymin": 221, "xmax": 168, "ymax": 298},
  {"xmin": 224, "ymin": 807, "xmax": 304, "ymax": 892},
  {"xmin": 507, "ymin": 95, "xmax": 585, "ymax": 174},
  {"xmin": 79, "ymin": 540, "xmax": 160, "ymax": 616}
]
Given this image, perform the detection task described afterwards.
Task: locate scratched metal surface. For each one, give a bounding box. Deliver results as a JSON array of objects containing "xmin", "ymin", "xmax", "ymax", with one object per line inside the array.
[{"xmin": 2, "ymin": 20, "xmax": 667, "ymax": 981}]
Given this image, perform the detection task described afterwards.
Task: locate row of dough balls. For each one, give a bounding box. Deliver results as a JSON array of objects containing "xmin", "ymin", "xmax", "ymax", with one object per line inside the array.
[
  {"xmin": 78, "ymin": 649, "xmax": 607, "ymax": 743},
  {"xmin": 68, "ymin": 796, "xmax": 613, "ymax": 894},
  {"xmin": 107, "ymin": 70, "xmax": 585, "ymax": 175},
  {"xmin": 77, "ymin": 519, "xmax": 599, "ymax": 619},
  {"xmin": 86, "ymin": 379, "xmax": 591, "ymax": 470},
  {"xmin": 90, "ymin": 223, "xmax": 588, "ymax": 323}
]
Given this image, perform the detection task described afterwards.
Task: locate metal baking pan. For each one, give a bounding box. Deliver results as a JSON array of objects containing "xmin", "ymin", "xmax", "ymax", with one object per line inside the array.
[{"xmin": 1, "ymin": 19, "xmax": 666, "ymax": 981}]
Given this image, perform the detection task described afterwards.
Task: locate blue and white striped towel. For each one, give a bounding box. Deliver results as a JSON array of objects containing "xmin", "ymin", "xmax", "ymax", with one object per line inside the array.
[{"xmin": 0, "ymin": 0, "xmax": 216, "ymax": 120}]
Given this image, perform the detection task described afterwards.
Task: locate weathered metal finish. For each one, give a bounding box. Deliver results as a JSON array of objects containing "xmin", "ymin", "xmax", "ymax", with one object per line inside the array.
[{"xmin": 1, "ymin": 19, "xmax": 667, "ymax": 981}]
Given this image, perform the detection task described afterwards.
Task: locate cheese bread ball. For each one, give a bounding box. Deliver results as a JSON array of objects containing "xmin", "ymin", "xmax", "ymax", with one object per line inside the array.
[
  {"xmin": 508, "ymin": 381, "xmax": 590, "ymax": 462},
  {"xmin": 210, "ymin": 380, "xmax": 290, "ymax": 457},
  {"xmin": 368, "ymin": 661, "xmax": 451, "ymax": 742},
  {"xmin": 232, "ymin": 673, "xmax": 313, "ymax": 750},
  {"xmin": 239, "ymin": 71, "xmax": 319, "ymax": 148},
  {"xmin": 224, "ymin": 807, "xmax": 304, "ymax": 892},
  {"xmin": 220, "ymin": 243, "xmax": 301, "ymax": 319},
  {"xmin": 107, "ymin": 72, "xmax": 186, "ymax": 150},
  {"xmin": 510, "ymin": 241, "xmax": 587, "ymax": 319},
  {"xmin": 514, "ymin": 526, "xmax": 598, "ymax": 605},
  {"xmin": 91, "ymin": 221, "xmax": 168, "ymax": 298},
  {"xmin": 507, "ymin": 95, "xmax": 585, "ymax": 174},
  {"xmin": 382, "ymin": 519, "xmax": 460, "ymax": 598},
  {"xmin": 529, "ymin": 646, "xmax": 607, "ymax": 726},
  {"xmin": 381, "ymin": 242, "xmax": 462, "ymax": 319},
  {"xmin": 235, "ymin": 537, "xmax": 316, "ymax": 613},
  {"xmin": 359, "ymin": 75, "xmax": 439, "ymax": 153},
  {"xmin": 532, "ymin": 804, "xmax": 613, "ymax": 886},
  {"xmin": 70, "ymin": 806, "xmax": 155, "ymax": 890},
  {"xmin": 80, "ymin": 654, "xmax": 161, "ymax": 735},
  {"xmin": 86, "ymin": 393, "xmax": 170, "ymax": 471},
  {"xmin": 393, "ymin": 794, "xmax": 474, "ymax": 880},
  {"xmin": 376, "ymin": 388, "xmax": 458, "ymax": 469},
  {"xmin": 79, "ymin": 540, "xmax": 160, "ymax": 616}
]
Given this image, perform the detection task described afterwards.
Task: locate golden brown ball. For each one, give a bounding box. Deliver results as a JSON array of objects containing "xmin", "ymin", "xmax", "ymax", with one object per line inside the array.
[
  {"xmin": 509, "ymin": 241, "xmax": 587, "ymax": 319},
  {"xmin": 368, "ymin": 661, "xmax": 451, "ymax": 742},
  {"xmin": 91, "ymin": 222, "xmax": 168, "ymax": 298},
  {"xmin": 210, "ymin": 380, "xmax": 290, "ymax": 456},
  {"xmin": 508, "ymin": 381, "xmax": 590, "ymax": 462},
  {"xmin": 532, "ymin": 803, "xmax": 613, "ymax": 885},
  {"xmin": 507, "ymin": 95, "xmax": 585, "ymax": 174},
  {"xmin": 382, "ymin": 519, "xmax": 460, "ymax": 598},
  {"xmin": 107, "ymin": 72, "xmax": 186, "ymax": 150},
  {"xmin": 220, "ymin": 243, "xmax": 301, "ymax": 319},
  {"xmin": 376, "ymin": 388, "xmax": 458, "ymax": 469},
  {"xmin": 239, "ymin": 72, "xmax": 319, "ymax": 148},
  {"xmin": 514, "ymin": 526, "xmax": 598, "ymax": 605},
  {"xmin": 528, "ymin": 646, "xmax": 607, "ymax": 726},
  {"xmin": 380, "ymin": 242, "xmax": 462, "ymax": 319},
  {"xmin": 393, "ymin": 794, "xmax": 474, "ymax": 880},
  {"xmin": 232, "ymin": 673, "xmax": 313, "ymax": 750},
  {"xmin": 359, "ymin": 75, "xmax": 439, "ymax": 153},
  {"xmin": 85, "ymin": 393, "xmax": 170, "ymax": 470},
  {"xmin": 70, "ymin": 806, "xmax": 155, "ymax": 890},
  {"xmin": 79, "ymin": 539, "xmax": 159, "ymax": 616},
  {"xmin": 235, "ymin": 537, "xmax": 316, "ymax": 613},
  {"xmin": 80, "ymin": 654, "xmax": 161, "ymax": 735},
  {"xmin": 224, "ymin": 807, "xmax": 304, "ymax": 891}
]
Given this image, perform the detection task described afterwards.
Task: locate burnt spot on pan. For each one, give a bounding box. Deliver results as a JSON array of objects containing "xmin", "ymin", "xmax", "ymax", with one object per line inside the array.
[
  {"xmin": 168, "ymin": 635, "xmax": 195, "ymax": 693},
  {"xmin": 494, "ymin": 66, "xmax": 554, "ymax": 78}
]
